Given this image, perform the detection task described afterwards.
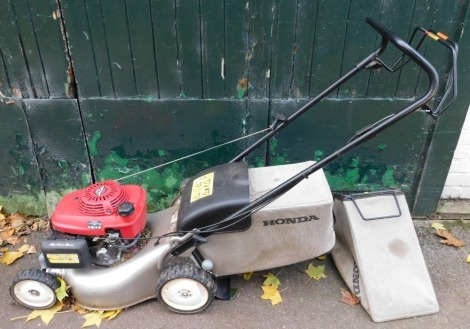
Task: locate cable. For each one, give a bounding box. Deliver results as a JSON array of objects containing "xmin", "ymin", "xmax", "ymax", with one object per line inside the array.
[{"xmin": 114, "ymin": 128, "xmax": 271, "ymax": 182}]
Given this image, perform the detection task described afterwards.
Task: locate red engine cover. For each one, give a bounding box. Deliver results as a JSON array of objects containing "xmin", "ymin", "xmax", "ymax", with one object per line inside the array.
[{"xmin": 51, "ymin": 180, "xmax": 147, "ymax": 238}]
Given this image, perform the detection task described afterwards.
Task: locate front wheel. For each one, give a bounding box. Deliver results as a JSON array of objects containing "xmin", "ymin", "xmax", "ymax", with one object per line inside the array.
[
  {"xmin": 156, "ymin": 264, "xmax": 216, "ymax": 314},
  {"xmin": 10, "ymin": 269, "xmax": 59, "ymax": 309}
]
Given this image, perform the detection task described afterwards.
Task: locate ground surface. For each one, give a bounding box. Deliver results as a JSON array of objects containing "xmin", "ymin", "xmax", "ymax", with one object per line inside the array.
[{"xmin": 1, "ymin": 220, "xmax": 469, "ymax": 329}]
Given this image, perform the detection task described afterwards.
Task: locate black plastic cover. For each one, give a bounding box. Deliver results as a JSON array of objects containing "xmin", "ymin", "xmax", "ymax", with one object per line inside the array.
[
  {"xmin": 177, "ymin": 162, "xmax": 251, "ymax": 232},
  {"xmin": 42, "ymin": 239, "xmax": 91, "ymax": 268}
]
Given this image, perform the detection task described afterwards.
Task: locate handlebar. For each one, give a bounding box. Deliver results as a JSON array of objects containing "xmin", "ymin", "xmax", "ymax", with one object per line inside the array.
[
  {"xmin": 367, "ymin": 16, "xmax": 458, "ymax": 117},
  {"xmin": 366, "ymin": 17, "xmax": 439, "ymax": 111}
]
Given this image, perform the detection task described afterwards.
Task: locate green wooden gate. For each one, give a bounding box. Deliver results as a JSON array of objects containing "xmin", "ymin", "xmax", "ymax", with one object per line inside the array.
[{"xmin": 1, "ymin": 0, "xmax": 469, "ymax": 216}]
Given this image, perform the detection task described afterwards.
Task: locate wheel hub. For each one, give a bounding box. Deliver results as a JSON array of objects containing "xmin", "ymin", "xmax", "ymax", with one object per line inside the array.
[{"xmin": 178, "ymin": 289, "xmax": 192, "ymax": 298}]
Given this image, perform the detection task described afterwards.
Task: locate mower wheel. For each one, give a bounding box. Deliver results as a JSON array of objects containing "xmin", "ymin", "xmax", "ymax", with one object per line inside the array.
[
  {"xmin": 10, "ymin": 269, "xmax": 59, "ymax": 309},
  {"xmin": 157, "ymin": 264, "xmax": 216, "ymax": 314}
]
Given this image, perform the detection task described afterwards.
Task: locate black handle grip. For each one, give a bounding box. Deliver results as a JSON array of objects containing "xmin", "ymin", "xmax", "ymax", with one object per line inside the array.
[{"xmin": 366, "ymin": 17, "xmax": 439, "ymax": 105}]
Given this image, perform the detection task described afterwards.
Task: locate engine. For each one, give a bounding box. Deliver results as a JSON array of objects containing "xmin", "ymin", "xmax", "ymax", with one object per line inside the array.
[{"xmin": 42, "ymin": 180, "xmax": 147, "ymax": 267}]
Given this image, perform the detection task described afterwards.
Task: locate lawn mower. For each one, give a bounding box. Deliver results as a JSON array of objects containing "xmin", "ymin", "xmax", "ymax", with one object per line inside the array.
[{"xmin": 10, "ymin": 17, "xmax": 457, "ymax": 314}]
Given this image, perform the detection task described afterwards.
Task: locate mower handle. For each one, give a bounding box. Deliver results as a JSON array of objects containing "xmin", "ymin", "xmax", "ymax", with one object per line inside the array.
[{"xmin": 366, "ymin": 17, "xmax": 439, "ymax": 107}]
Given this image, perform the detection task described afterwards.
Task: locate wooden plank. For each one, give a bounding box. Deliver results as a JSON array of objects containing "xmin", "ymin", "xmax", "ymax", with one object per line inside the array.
[
  {"xmin": 415, "ymin": 0, "xmax": 463, "ymax": 98},
  {"xmin": 100, "ymin": 0, "xmax": 137, "ymax": 97},
  {"xmin": 337, "ymin": 0, "xmax": 382, "ymax": 98},
  {"xmin": 83, "ymin": 0, "xmax": 115, "ymax": 97},
  {"xmin": 0, "ymin": 101, "xmax": 46, "ymax": 215},
  {"xmin": 0, "ymin": 1, "xmax": 34, "ymax": 98},
  {"xmin": 309, "ymin": 0, "xmax": 350, "ymax": 98},
  {"xmin": 247, "ymin": 0, "xmax": 275, "ymax": 99},
  {"xmin": 269, "ymin": 0, "xmax": 297, "ymax": 99},
  {"xmin": 80, "ymin": 99, "xmax": 254, "ymax": 211},
  {"xmin": 224, "ymin": 0, "xmax": 249, "ymax": 99},
  {"xmin": 126, "ymin": 0, "xmax": 159, "ymax": 97},
  {"xmin": 175, "ymin": 0, "xmax": 203, "ymax": 98},
  {"xmin": 58, "ymin": 0, "xmax": 101, "ymax": 97},
  {"xmin": 395, "ymin": 0, "xmax": 439, "ymax": 98},
  {"xmin": 23, "ymin": 99, "xmax": 92, "ymax": 213},
  {"xmin": 366, "ymin": 1, "xmax": 416, "ymax": 98},
  {"xmin": 150, "ymin": 0, "xmax": 180, "ymax": 98},
  {"xmin": 27, "ymin": 0, "xmax": 70, "ymax": 98},
  {"xmin": 200, "ymin": 0, "xmax": 225, "ymax": 98},
  {"xmin": 269, "ymin": 98, "xmax": 428, "ymax": 196},
  {"xmin": 412, "ymin": 1, "xmax": 470, "ymax": 215},
  {"xmin": 10, "ymin": 0, "xmax": 48, "ymax": 98},
  {"xmin": 0, "ymin": 47, "xmax": 12, "ymax": 97},
  {"xmin": 290, "ymin": 0, "xmax": 318, "ymax": 99}
]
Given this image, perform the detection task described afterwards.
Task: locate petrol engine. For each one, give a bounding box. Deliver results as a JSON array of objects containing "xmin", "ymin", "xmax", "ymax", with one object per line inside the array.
[{"xmin": 43, "ymin": 180, "xmax": 147, "ymax": 267}]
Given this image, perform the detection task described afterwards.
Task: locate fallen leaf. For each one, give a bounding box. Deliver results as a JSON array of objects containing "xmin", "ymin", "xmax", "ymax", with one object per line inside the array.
[
  {"xmin": 340, "ymin": 289, "xmax": 360, "ymax": 305},
  {"xmin": 17, "ymin": 244, "xmax": 30, "ymax": 253},
  {"xmin": 467, "ymin": 254, "xmax": 470, "ymax": 263},
  {"xmin": 102, "ymin": 309, "xmax": 122, "ymax": 320},
  {"xmin": 82, "ymin": 311, "xmax": 103, "ymax": 328},
  {"xmin": 243, "ymin": 272, "xmax": 254, "ymax": 281},
  {"xmin": 6, "ymin": 236, "xmax": 21, "ymax": 246},
  {"xmin": 0, "ymin": 228, "xmax": 15, "ymax": 241},
  {"xmin": 317, "ymin": 255, "xmax": 327, "ymax": 260},
  {"xmin": 431, "ymin": 223, "xmax": 447, "ymax": 231},
  {"xmin": 305, "ymin": 263, "xmax": 327, "ymax": 281},
  {"xmin": 0, "ymin": 251, "xmax": 24, "ymax": 265},
  {"xmin": 71, "ymin": 304, "xmax": 89, "ymax": 314},
  {"xmin": 263, "ymin": 272, "xmax": 281, "ymax": 288},
  {"xmin": 27, "ymin": 245, "xmax": 36, "ymax": 254},
  {"xmin": 26, "ymin": 302, "xmax": 63, "ymax": 325},
  {"xmin": 435, "ymin": 229, "xmax": 465, "ymax": 247},
  {"xmin": 261, "ymin": 285, "xmax": 282, "ymax": 305},
  {"xmin": 55, "ymin": 277, "xmax": 69, "ymax": 302}
]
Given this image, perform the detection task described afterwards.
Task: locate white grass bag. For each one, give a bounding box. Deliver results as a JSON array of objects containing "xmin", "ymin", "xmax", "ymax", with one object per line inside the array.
[{"xmin": 331, "ymin": 191, "xmax": 439, "ymax": 322}]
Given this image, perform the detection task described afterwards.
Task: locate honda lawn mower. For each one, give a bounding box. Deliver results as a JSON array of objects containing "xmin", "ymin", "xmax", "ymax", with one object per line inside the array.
[{"xmin": 10, "ymin": 18, "xmax": 457, "ymax": 314}]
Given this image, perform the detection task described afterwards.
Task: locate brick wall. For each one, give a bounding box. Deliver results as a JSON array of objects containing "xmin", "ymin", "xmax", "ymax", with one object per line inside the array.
[{"xmin": 441, "ymin": 105, "xmax": 470, "ymax": 199}]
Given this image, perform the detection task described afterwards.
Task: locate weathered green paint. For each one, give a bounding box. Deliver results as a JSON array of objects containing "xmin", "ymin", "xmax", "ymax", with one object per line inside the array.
[
  {"xmin": 22, "ymin": 99, "xmax": 92, "ymax": 214},
  {"xmin": 0, "ymin": 1, "xmax": 469, "ymax": 216},
  {"xmin": 80, "ymin": 98, "xmax": 267, "ymax": 211},
  {"xmin": 268, "ymin": 99, "xmax": 428, "ymax": 204},
  {"xmin": 0, "ymin": 101, "xmax": 46, "ymax": 215}
]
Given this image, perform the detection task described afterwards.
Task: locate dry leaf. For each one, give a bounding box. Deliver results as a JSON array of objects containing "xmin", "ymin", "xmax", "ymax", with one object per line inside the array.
[
  {"xmin": 243, "ymin": 272, "xmax": 254, "ymax": 281},
  {"xmin": 340, "ymin": 289, "xmax": 360, "ymax": 305},
  {"xmin": 0, "ymin": 228, "xmax": 15, "ymax": 240},
  {"xmin": 305, "ymin": 264, "xmax": 327, "ymax": 281},
  {"xmin": 26, "ymin": 303, "xmax": 63, "ymax": 325},
  {"xmin": 102, "ymin": 309, "xmax": 122, "ymax": 320},
  {"xmin": 431, "ymin": 223, "xmax": 447, "ymax": 231},
  {"xmin": 261, "ymin": 285, "xmax": 283, "ymax": 305},
  {"xmin": 435, "ymin": 229, "xmax": 465, "ymax": 247},
  {"xmin": 82, "ymin": 311, "xmax": 103, "ymax": 328},
  {"xmin": 17, "ymin": 244, "xmax": 30, "ymax": 253},
  {"xmin": 263, "ymin": 272, "xmax": 281, "ymax": 288},
  {"xmin": 10, "ymin": 211, "xmax": 27, "ymax": 227},
  {"xmin": 6, "ymin": 236, "xmax": 21, "ymax": 246},
  {"xmin": 27, "ymin": 245, "xmax": 37, "ymax": 254},
  {"xmin": 71, "ymin": 304, "xmax": 89, "ymax": 314},
  {"xmin": 0, "ymin": 251, "xmax": 24, "ymax": 265}
]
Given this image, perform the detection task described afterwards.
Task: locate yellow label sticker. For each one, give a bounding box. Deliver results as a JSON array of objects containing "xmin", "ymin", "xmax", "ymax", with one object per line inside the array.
[
  {"xmin": 47, "ymin": 253, "xmax": 80, "ymax": 264},
  {"xmin": 190, "ymin": 172, "xmax": 214, "ymax": 202}
]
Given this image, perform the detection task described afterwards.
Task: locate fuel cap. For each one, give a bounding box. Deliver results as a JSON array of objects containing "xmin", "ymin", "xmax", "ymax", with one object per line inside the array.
[{"xmin": 118, "ymin": 202, "xmax": 135, "ymax": 216}]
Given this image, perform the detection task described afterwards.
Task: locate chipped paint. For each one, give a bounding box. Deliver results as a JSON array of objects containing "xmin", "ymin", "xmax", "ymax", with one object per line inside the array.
[
  {"xmin": 88, "ymin": 131, "xmax": 102, "ymax": 156},
  {"xmin": 97, "ymin": 151, "xmax": 185, "ymax": 212}
]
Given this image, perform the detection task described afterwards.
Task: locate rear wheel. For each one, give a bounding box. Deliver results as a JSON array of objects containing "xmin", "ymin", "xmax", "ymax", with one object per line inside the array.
[
  {"xmin": 157, "ymin": 264, "xmax": 216, "ymax": 314},
  {"xmin": 10, "ymin": 269, "xmax": 59, "ymax": 309}
]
